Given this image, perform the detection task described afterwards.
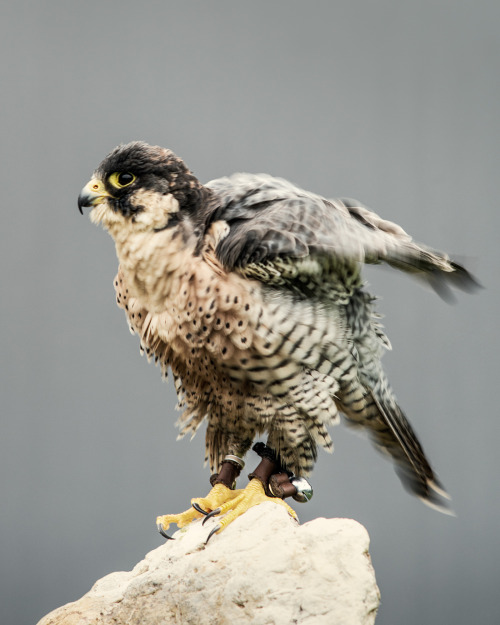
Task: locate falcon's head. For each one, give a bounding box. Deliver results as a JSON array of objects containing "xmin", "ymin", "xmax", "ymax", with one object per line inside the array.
[{"xmin": 78, "ymin": 141, "xmax": 208, "ymax": 233}]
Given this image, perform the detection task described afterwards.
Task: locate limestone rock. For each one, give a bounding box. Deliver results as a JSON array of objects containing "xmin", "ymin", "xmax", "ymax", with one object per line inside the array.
[{"xmin": 38, "ymin": 503, "xmax": 380, "ymax": 625}]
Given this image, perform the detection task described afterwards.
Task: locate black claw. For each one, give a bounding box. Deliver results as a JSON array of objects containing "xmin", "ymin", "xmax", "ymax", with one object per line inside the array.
[
  {"xmin": 157, "ymin": 525, "xmax": 174, "ymax": 540},
  {"xmin": 192, "ymin": 502, "xmax": 209, "ymax": 515},
  {"xmin": 202, "ymin": 507, "xmax": 221, "ymax": 526},
  {"xmin": 205, "ymin": 525, "xmax": 221, "ymax": 544}
]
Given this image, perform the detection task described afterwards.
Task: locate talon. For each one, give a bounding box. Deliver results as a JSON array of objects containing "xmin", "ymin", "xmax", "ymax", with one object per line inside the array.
[
  {"xmin": 202, "ymin": 507, "xmax": 221, "ymax": 525},
  {"xmin": 157, "ymin": 524, "xmax": 174, "ymax": 540},
  {"xmin": 155, "ymin": 483, "xmax": 239, "ymax": 540},
  {"xmin": 205, "ymin": 525, "xmax": 221, "ymax": 544},
  {"xmin": 192, "ymin": 502, "xmax": 208, "ymax": 515}
]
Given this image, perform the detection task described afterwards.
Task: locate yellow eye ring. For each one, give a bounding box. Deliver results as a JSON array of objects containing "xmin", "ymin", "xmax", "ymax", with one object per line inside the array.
[{"xmin": 109, "ymin": 172, "xmax": 136, "ymax": 188}]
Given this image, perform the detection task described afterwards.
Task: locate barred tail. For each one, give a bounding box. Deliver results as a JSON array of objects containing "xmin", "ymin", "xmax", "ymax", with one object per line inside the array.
[{"xmin": 339, "ymin": 381, "xmax": 453, "ymax": 514}]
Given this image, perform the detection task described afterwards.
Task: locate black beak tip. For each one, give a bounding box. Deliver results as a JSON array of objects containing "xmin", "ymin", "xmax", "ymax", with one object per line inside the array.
[{"xmin": 77, "ymin": 190, "xmax": 92, "ymax": 215}]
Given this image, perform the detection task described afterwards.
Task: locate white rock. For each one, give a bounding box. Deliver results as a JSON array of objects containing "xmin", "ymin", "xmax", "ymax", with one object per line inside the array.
[{"xmin": 38, "ymin": 503, "xmax": 380, "ymax": 625}]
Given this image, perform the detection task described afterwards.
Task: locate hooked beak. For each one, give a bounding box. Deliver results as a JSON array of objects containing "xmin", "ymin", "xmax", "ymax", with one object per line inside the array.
[{"xmin": 78, "ymin": 179, "xmax": 112, "ymax": 214}]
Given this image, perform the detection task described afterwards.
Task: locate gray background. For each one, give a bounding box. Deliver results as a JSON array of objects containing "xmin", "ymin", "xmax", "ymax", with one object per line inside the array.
[{"xmin": 1, "ymin": 1, "xmax": 498, "ymax": 624}]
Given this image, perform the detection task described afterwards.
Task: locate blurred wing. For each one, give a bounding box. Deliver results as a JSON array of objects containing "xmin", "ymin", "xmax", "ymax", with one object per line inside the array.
[{"xmin": 206, "ymin": 173, "xmax": 478, "ymax": 299}]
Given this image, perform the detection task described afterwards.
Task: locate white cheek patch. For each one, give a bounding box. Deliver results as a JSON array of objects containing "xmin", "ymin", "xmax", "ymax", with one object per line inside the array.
[
  {"xmin": 90, "ymin": 202, "xmax": 123, "ymax": 228},
  {"xmin": 131, "ymin": 189, "xmax": 180, "ymax": 230}
]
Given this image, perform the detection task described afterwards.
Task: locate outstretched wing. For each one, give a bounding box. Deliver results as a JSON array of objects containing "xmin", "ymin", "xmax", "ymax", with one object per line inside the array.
[{"xmin": 206, "ymin": 173, "xmax": 478, "ymax": 299}]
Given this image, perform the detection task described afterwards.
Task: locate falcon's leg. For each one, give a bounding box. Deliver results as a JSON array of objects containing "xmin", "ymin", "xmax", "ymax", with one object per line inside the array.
[
  {"xmin": 199, "ymin": 443, "xmax": 312, "ymax": 542},
  {"xmin": 156, "ymin": 444, "xmax": 312, "ymax": 541},
  {"xmin": 156, "ymin": 457, "xmax": 245, "ymax": 539},
  {"xmin": 203, "ymin": 478, "xmax": 297, "ymax": 542}
]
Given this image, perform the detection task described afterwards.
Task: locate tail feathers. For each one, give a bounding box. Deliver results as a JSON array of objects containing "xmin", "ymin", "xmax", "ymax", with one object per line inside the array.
[{"xmin": 368, "ymin": 390, "xmax": 454, "ymax": 514}]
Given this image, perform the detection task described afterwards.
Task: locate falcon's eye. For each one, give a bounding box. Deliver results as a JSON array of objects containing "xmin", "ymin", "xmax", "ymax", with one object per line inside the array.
[{"xmin": 108, "ymin": 172, "xmax": 136, "ymax": 188}]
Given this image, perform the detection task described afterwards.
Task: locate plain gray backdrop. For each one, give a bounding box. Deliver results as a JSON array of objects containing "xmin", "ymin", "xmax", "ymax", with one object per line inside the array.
[{"xmin": 1, "ymin": 1, "xmax": 498, "ymax": 624}]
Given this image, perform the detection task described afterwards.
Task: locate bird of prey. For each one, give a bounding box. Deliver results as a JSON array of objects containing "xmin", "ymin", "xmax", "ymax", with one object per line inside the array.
[{"xmin": 78, "ymin": 141, "xmax": 476, "ymax": 539}]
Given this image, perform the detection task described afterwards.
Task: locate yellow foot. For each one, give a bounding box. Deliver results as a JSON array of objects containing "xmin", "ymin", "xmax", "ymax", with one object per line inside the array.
[
  {"xmin": 156, "ymin": 483, "xmax": 242, "ymax": 539},
  {"xmin": 201, "ymin": 479, "xmax": 298, "ymax": 542}
]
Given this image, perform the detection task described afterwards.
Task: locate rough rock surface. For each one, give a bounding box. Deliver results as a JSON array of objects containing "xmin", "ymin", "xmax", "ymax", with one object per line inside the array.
[{"xmin": 38, "ymin": 503, "xmax": 380, "ymax": 625}]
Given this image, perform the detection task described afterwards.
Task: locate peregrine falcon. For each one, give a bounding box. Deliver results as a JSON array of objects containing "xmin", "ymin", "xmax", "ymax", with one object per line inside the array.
[{"xmin": 78, "ymin": 141, "xmax": 477, "ymax": 539}]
